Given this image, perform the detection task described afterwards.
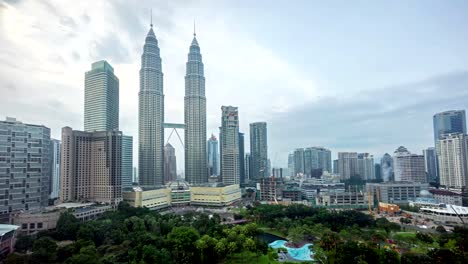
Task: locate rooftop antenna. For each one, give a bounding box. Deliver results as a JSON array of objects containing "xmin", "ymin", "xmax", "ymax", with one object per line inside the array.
[{"xmin": 150, "ymin": 8, "xmax": 153, "ymax": 27}]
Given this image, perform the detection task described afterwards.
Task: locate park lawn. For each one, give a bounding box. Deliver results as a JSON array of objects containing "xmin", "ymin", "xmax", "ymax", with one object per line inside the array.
[
  {"xmin": 259, "ymin": 227, "xmax": 287, "ymax": 239},
  {"xmin": 393, "ymin": 232, "xmax": 416, "ymax": 240}
]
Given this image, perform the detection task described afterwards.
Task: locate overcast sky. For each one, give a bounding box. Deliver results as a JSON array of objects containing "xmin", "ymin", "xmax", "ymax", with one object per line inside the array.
[{"xmin": 1, "ymin": 0, "xmax": 468, "ymax": 170}]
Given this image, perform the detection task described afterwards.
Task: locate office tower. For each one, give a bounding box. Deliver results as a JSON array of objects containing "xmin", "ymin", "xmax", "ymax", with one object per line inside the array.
[
  {"xmin": 423, "ymin": 147, "xmax": 438, "ymax": 183},
  {"xmin": 337, "ymin": 152, "xmax": 358, "ymax": 180},
  {"xmin": 381, "ymin": 153, "xmax": 394, "ymax": 182},
  {"xmin": 357, "ymin": 153, "xmax": 375, "ymax": 180},
  {"xmin": 293, "ymin": 148, "xmax": 305, "ymax": 176},
  {"xmin": 245, "ymin": 153, "xmax": 251, "ymax": 181},
  {"xmin": 84, "ymin": 60, "xmax": 119, "ymax": 132},
  {"xmin": 220, "ymin": 106, "xmax": 240, "ymax": 185},
  {"xmin": 288, "ymin": 153, "xmax": 294, "ymax": 176},
  {"xmin": 393, "ymin": 146, "xmax": 426, "ymax": 183},
  {"xmin": 122, "ymin": 135, "xmax": 133, "ymax": 189},
  {"xmin": 184, "ymin": 30, "xmax": 207, "ymax": 185},
  {"xmin": 436, "ymin": 133, "xmax": 468, "ymax": 189},
  {"xmin": 0, "ymin": 118, "xmax": 50, "ymax": 223},
  {"xmin": 164, "ymin": 143, "xmax": 177, "ymax": 183},
  {"xmin": 61, "ymin": 127, "xmax": 122, "ymax": 205},
  {"xmin": 207, "ymin": 134, "xmax": 219, "ymax": 176},
  {"xmin": 249, "ymin": 122, "xmax": 268, "ymax": 180},
  {"xmin": 304, "ymin": 147, "xmax": 332, "ymax": 176},
  {"xmin": 49, "ymin": 139, "xmax": 61, "ymax": 199},
  {"xmin": 433, "ymin": 110, "xmax": 466, "ymax": 143},
  {"xmin": 239, "ymin": 132, "xmax": 245, "ymax": 184},
  {"xmin": 333, "ymin": 159, "xmax": 339, "ymax": 174},
  {"xmin": 374, "ymin": 163, "xmax": 381, "ymax": 181},
  {"xmin": 138, "ymin": 23, "xmax": 164, "ymax": 186}
]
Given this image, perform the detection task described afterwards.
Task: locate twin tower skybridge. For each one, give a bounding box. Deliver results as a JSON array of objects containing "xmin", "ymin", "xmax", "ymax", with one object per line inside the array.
[{"xmin": 164, "ymin": 123, "xmax": 185, "ymax": 148}]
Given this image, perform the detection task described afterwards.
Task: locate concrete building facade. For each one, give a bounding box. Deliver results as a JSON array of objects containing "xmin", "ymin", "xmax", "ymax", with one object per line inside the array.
[{"xmin": 220, "ymin": 106, "xmax": 240, "ymax": 185}]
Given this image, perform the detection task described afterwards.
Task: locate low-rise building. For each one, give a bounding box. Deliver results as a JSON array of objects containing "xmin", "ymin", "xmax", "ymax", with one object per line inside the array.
[
  {"xmin": 0, "ymin": 225, "xmax": 19, "ymax": 257},
  {"xmin": 11, "ymin": 203, "xmax": 112, "ymax": 235},
  {"xmin": 429, "ymin": 189, "xmax": 463, "ymax": 206},
  {"xmin": 366, "ymin": 182, "xmax": 429, "ymax": 204},
  {"xmin": 315, "ymin": 192, "xmax": 366, "ymax": 208},
  {"xmin": 258, "ymin": 177, "xmax": 283, "ymax": 201},
  {"xmin": 122, "ymin": 187, "xmax": 171, "ymax": 210},
  {"xmin": 191, "ymin": 184, "xmax": 241, "ymax": 206}
]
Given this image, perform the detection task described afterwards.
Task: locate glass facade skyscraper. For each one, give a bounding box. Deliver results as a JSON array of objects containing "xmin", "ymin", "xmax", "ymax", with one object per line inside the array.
[
  {"xmin": 184, "ymin": 32, "xmax": 207, "ymax": 185},
  {"xmin": 433, "ymin": 110, "xmax": 466, "ymax": 143},
  {"xmin": 0, "ymin": 118, "xmax": 50, "ymax": 223},
  {"xmin": 122, "ymin": 135, "xmax": 133, "ymax": 189},
  {"xmin": 49, "ymin": 138, "xmax": 61, "ymax": 199},
  {"xmin": 138, "ymin": 24, "xmax": 165, "ymax": 186},
  {"xmin": 239, "ymin": 132, "xmax": 245, "ymax": 184},
  {"xmin": 423, "ymin": 147, "xmax": 438, "ymax": 183},
  {"xmin": 84, "ymin": 60, "xmax": 119, "ymax": 132},
  {"xmin": 250, "ymin": 122, "xmax": 268, "ymax": 180}
]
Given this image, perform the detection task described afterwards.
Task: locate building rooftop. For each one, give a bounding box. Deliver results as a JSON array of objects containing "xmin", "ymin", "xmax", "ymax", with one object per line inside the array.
[
  {"xmin": 430, "ymin": 189, "xmax": 462, "ymax": 196},
  {"xmin": 0, "ymin": 224, "xmax": 19, "ymax": 236}
]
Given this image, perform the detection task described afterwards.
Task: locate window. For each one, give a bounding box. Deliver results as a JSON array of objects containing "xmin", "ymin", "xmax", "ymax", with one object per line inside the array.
[
  {"xmin": 29, "ymin": 223, "xmax": 35, "ymax": 229},
  {"xmin": 22, "ymin": 223, "xmax": 27, "ymax": 229},
  {"xmin": 37, "ymin": 223, "xmax": 43, "ymax": 229}
]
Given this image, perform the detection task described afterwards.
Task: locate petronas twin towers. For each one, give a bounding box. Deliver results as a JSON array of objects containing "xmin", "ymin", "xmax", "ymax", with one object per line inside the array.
[{"xmin": 138, "ymin": 23, "xmax": 207, "ymax": 186}]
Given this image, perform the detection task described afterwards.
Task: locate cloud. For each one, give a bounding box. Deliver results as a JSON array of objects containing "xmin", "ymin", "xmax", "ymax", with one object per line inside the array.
[{"xmin": 269, "ymin": 71, "xmax": 468, "ymax": 165}]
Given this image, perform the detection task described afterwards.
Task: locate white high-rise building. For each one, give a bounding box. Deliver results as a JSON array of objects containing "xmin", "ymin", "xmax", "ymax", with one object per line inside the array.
[
  {"xmin": 184, "ymin": 31, "xmax": 207, "ymax": 185},
  {"xmin": 436, "ymin": 133, "xmax": 468, "ymax": 189},
  {"xmin": 338, "ymin": 152, "xmax": 358, "ymax": 180},
  {"xmin": 220, "ymin": 106, "xmax": 240, "ymax": 185},
  {"xmin": 138, "ymin": 23, "xmax": 164, "ymax": 186},
  {"xmin": 357, "ymin": 153, "xmax": 374, "ymax": 180},
  {"xmin": 49, "ymin": 139, "xmax": 61, "ymax": 199},
  {"xmin": 393, "ymin": 146, "xmax": 426, "ymax": 183}
]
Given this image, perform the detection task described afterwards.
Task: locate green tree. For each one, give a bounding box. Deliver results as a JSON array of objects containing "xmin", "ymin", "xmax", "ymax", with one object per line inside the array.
[
  {"xmin": 32, "ymin": 236, "xmax": 58, "ymax": 263},
  {"xmin": 56, "ymin": 212, "xmax": 80, "ymax": 240},
  {"xmin": 287, "ymin": 226, "xmax": 305, "ymax": 246},
  {"xmin": 14, "ymin": 235, "xmax": 34, "ymax": 253},
  {"xmin": 65, "ymin": 245, "xmax": 101, "ymax": 264},
  {"xmin": 167, "ymin": 226, "xmax": 200, "ymax": 264},
  {"xmin": 319, "ymin": 231, "xmax": 341, "ymax": 251}
]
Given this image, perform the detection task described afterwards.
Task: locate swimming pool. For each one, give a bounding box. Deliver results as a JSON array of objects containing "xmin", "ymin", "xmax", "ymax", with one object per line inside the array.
[{"xmin": 268, "ymin": 240, "xmax": 313, "ymax": 261}]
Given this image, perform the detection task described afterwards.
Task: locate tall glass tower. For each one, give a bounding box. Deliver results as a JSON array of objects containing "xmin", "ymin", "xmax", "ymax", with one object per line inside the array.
[
  {"xmin": 84, "ymin": 60, "xmax": 119, "ymax": 132},
  {"xmin": 207, "ymin": 135, "xmax": 219, "ymax": 176},
  {"xmin": 184, "ymin": 31, "xmax": 207, "ymax": 184},
  {"xmin": 250, "ymin": 122, "xmax": 268, "ymax": 180},
  {"xmin": 433, "ymin": 110, "xmax": 466, "ymax": 143},
  {"xmin": 138, "ymin": 24, "xmax": 164, "ymax": 186}
]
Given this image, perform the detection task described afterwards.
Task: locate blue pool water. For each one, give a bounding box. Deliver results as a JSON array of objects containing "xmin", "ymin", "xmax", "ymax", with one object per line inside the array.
[{"xmin": 268, "ymin": 240, "xmax": 313, "ymax": 261}]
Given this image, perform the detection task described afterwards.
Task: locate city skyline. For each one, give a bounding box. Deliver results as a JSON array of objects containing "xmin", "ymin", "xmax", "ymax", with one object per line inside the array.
[{"xmin": 2, "ymin": 1, "xmax": 468, "ymax": 170}]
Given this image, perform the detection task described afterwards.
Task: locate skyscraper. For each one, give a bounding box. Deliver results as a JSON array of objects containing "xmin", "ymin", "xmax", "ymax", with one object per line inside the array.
[
  {"xmin": 338, "ymin": 152, "xmax": 358, "ymax": 180},
  {"xmin": 164, "ymin": 143, "xmax": 177, "ymax": 183},
  {"xmin": 61, "ymin": 127, "xmax": 122, "ymax": 205},
  {"xmin": 245, "ymin": 153, "xmax": 251, "ymax": 181},
  {"xmin": 250, "ymin": 122, "xmax": 268, "ymax": 180},
  {"xmin": 423, "ymin": 147, "xmax": 438, "ymax": 183},
  {"xmin": 433, "ymin": 110, "xmax": 466, "ymax": 143},
  {"xmin": 304, "ymin": 147, "xmax": 332, "ymax": 176},
  {"xmin": 122, "ymin": 135, "xmax": 133, "ymax": 189},
  {"xmin": 357, "ymin": 153, "xmax": 375, "ymax": 180},
  {"xmin": 393, "ymin": 146, "xmax": 426, "ymax": 183},
  {"xmin": 333, "ymin": 159, "xmax": 338, "ymax": 174},
  {"xmin": 0, "ymin": 118, "xmax": 50, "ymax": 223},
  {"xmin": 293, "ymin": 148, "xmax": 305, "ymax": 176},
  {"xmin": 220, "ymin": 106, "xmax": 240, "ymax": 185},
  {"xmin": 84, "ymin": 60, "xmax": 119, "ymax": 132},
  {"xmin": 288, "ymin": 153, "xmax": 295, "ymax": 176},
  {"xmin": 436, "ymin": 133, "xmax": 468, "ymax": 189},
  {"xmin": 381, "ymin": 153, "xmax": 394, "ymax": 182},
  {"xmin": 374, "ymin": 163, "xmax": 381, "ymax": 181},
  {"xmin": 207, "ymin": 135, "xmax": 219, "ymax": 176},
  {"xmin": 239, "ymin": 132, "xmax": 245, "ymax": 184},
  {"xmin": 49, "ymin": 138, "xmax": 61, "ymax": 199},
  {"xmin": 184, "ymin": 30, "xmax": 207, "ymax": 185},
  {"xmin": 138, "ymin": 23, "xmax": 164, "ymax": 186}
]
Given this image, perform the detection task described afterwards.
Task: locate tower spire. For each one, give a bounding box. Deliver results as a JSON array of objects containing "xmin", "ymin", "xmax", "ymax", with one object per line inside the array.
[
  {"xmin": 193, "ymin": 19, "xmax": 196, "ymax": 37},
  {"xmin": 150, "ymin": 8, "xmax": 153, "ymax": 27}
]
